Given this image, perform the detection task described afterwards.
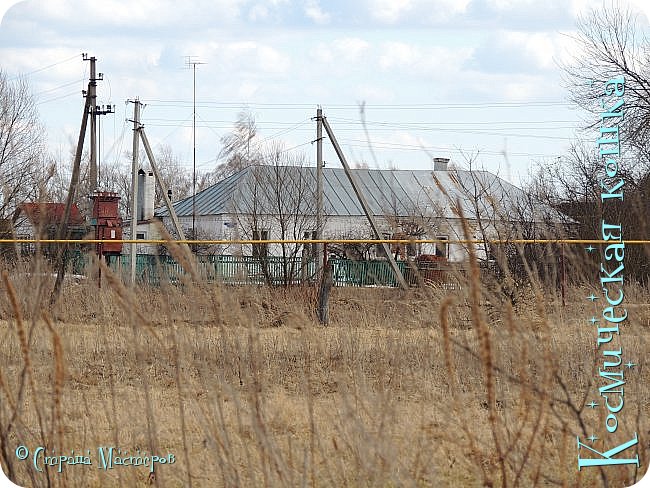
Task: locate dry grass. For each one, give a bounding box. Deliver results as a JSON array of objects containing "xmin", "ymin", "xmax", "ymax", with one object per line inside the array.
[{"xmin": 0, "ymin": 251, "xmax": 648, "ymax": 487}]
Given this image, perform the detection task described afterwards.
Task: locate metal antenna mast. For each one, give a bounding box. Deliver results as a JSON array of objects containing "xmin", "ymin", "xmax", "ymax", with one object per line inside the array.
[{"xmin": 185, "ymin": 56, "xmax": 206, "ymax": 244}]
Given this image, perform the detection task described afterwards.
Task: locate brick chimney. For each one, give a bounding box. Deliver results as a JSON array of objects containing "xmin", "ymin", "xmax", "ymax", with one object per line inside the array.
[{"xmin": 433, "ymin": 157, "xmax": 449, "ymax": 171}]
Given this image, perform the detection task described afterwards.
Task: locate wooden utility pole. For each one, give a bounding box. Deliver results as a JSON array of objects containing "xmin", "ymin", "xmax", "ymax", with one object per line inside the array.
[
  {"xmin": 317, "ymin": 262, "xmax": 333, "ymax": 325},
  {"xmin": 321, "ymin": 115, "xmax": 408, "ymax": 290},
  {"xmin": 51, "ymin": 82, "xmax": 92, "ymax": 303},
  {"xmin": 129, "ymin": 99, "xmax": 141, "ymax": 285},
  {"xmin": 315, "ymin": 107, "xmax": 324, "ymax": 278}
]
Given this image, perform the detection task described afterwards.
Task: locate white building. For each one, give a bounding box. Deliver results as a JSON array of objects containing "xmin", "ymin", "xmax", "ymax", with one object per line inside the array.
[{"xmin": 155, "ymin": 161, "xmax": 570, "ymax": 262}]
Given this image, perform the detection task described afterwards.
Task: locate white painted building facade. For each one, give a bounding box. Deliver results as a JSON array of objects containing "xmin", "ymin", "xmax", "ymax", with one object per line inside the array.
[{"xmin": 155, "ymin": 163, "xmax": 568, "ymax": 262}]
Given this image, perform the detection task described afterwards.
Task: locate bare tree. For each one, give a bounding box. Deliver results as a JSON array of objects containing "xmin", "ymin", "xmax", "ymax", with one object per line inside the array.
[
  {"xmin": 382, "ymin": 195, "xmax": 442, "ymax": 261},
  {"xmin": 152, "ymin": 144, "xmax": 191, "ymax": 206},
  {"xmin": 94, "ymin": 144, "xmax": 194, "ymax": 218},
  {"xmin": 0, "ymin": 71, "xmax": 45, "ymax": 225},
  {"xmin": 215, "ymin": 109, "xmax": 262, "ymax": 181},
  {"xmin": 554, "ymin": 5, "xmax": 650, "ymax": 281},
  {"xmin": 563, "ymin": 4, "xmax": 650, "ymax": 151},
  {"xmin": 233, "ymin": 143, "xmax": 318, "ymax": 286},
  {"xmin": 530, "ymin": 141, "xmax": 650, "ymax": 282}
]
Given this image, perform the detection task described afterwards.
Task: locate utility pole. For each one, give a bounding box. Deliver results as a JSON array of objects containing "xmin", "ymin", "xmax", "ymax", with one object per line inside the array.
[
  {"xmin": 51, "ymin": 75, "xmax": 92, "ymax": 304},
  {"xmin": 86, "ymin": 54, "xmax": 97, "ymax": 190},
  {"xmin": 129, "ymin": 99, "xmax": 141, "ymax": 285},
  {"xmin": 315, "ymin": 107, "xmax": 324, "ymax": 277},
  {"xmin": 84, "ymin": 54, "xmax": 112, "ymax": 191},
  {"xmin": 321, "ymin": 115, "xmax": 408, "ymax": 290},
  {"xmin": 94, "ymin": 104, "xmax": 114, "ymax": 186},
  {"xmin": 185, "ymin": 56, "xmax": 205, "ymax": 245}
]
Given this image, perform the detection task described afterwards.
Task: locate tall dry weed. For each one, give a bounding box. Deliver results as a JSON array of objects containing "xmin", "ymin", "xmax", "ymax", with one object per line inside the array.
[{"xmin": 0, "ymin": 237, "xmax": 647, "ymax": 486}]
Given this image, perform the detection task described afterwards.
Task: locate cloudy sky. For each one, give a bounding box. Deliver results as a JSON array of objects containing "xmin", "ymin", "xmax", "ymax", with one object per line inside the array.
[{"xmin": 1, "ymin": 0, "xmax": 649, "ymax": 188}]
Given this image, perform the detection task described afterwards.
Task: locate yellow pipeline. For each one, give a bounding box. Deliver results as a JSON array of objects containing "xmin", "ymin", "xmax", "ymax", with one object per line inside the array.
[{"xmin": 1, "ymin": 238, "xmax": 650, "ymax": 245}]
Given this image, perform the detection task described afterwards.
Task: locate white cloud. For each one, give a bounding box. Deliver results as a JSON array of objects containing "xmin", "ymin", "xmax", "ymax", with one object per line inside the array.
[
  {"xmin": 425, "ymin": 0, "xmax": 471, "ymax": 20},
  {"xmin": 0, "ymin": 0, "xmax": 22, "ymax": 22},
  {"xmin": 257, "ymin": 45, "xmax": 291, "ymax": 74},
  {"xmin": 332, "ymin": 38, "xmax": 370, "ymax": 62},
  {"xmin": 378, "ymin": 41, "xmax": 471, "ymax": 74},
  {"xmin": 371, "ymin": 0, "xmax": 411, "ymax": 23},
  {"xmin": 248, "ymin": 4, "xmax": 269, "ymax": 21},
  {"xmin": 237, "ymin": 80, "xmax": 260, "ymax": 98},
  {"xmin": 310, "ymin": 44, "xmax": 333, "ymax": 63},
  {"xmin": 368, "ymin": 0, "xmax": 470, "ymax": 24},
  {"xmin": 470, "ymin": 30, "xmax": 579, "ymax": 74},
  {"xmin": 304, "ymin": 0, "xmax": 330, "ymax": 24},
  {"xmin": 503, "ymin": 32, "xmax": 558, "ymax": 70},
  {"xmin": 356, "ymin": 84, "xmax": 393, "ymax": 103},
  {"xmin": 485, "ymin": 0, "xmax": 533, "ymax": 9},
  {"xmin": 500, "ymin": 79, "xmax": 538, "ymax": 100},
  {"xmin": 16, "ymin": 0, "xmax": 247, "ymax": 31},
  {"xmin": 379, "ymin": 42, "xmax": 419, "ymax": 69},
  {"xmin": 485, "ymin": 0, "xmax": 595, "ymax": 11},
  {"xmin": 309, "ymin": 38, "xmax": 369, "ymax": 67}
]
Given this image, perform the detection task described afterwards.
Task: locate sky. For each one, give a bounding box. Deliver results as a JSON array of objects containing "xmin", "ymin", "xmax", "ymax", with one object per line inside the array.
[{"xmin": 1, "ymin": 0, "xmax": 649, "ymax": 189}]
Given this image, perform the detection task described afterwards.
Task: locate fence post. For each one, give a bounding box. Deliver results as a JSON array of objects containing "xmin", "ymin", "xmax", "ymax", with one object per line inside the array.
[
  {"xmin": 317, "ymin": 259, "xmax": 333, "ymax": 326},
  {"xmin": 560, "ymin": 243, "xmax": 566, "ymax": 307}
]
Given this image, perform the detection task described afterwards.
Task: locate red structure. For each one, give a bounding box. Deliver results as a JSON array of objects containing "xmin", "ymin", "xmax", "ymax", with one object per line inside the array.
[{"xmin": 90, "ymin": 192, "xmax": 122, "ymax": 255}]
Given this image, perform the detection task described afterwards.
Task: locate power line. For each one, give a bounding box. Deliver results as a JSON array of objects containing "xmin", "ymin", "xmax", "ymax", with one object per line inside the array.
[
  {"xmin": 141, "ymin": 121, "xmax": 578, "ymax": 140},
  {"xmin": 141, "ymin": 99, "xmax": 576, "ymax": 109},
  {"xmin": 8, "ymin": 52, "xmax": 81, "ymax": 80},
  {"xmin": 279, "ymin": 140, "xmax": 313, "ymax": 153},
  {"xmin": 36, "ymin": 90, "xmax": 80, "ymax": 105},
  {"xmin": 328, "ymin": 116, "xmax": 581, "ymax": 127},
  {"xmin": 34, "ymin": 78, "xmax": 85, "ymax": 96},
  {"xmin": 337, "ymin": 139, "xmax": 564, "ymax": 158},
  {"xmin": 256, "ymin": 118, "xmax": 311, "ymax": 144},
  {"xmin": 141, "ymin": 117, "xmax": 580, "ymax": 129}
]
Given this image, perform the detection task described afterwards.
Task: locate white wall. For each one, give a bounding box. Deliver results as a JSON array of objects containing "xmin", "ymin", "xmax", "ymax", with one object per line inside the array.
[
  {"xmin": 124, "ymin": 220, "xmax": 162, "ymax": 255},
  {"xmin": 163, "ymin": 212, "xmax": 503, "ymax": 262}
]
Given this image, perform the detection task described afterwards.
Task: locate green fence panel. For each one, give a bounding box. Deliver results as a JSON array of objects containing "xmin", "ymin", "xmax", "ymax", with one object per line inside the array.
[
  {"xmin": 329, "ymin": 259, "xmax": 408, "ymax": 287},
  {"xmin": 102, "ymin": 255, "xmax": 413, "ymax": 288},
  {"xmin": 104, "ymin": 254, "xmax": 318, "ymax": 286}
]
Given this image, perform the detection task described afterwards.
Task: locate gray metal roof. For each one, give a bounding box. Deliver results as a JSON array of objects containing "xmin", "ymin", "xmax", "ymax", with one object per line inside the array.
[{"xmin": 155, "ymin": 165, "xmax": 565, "ymax": 223}]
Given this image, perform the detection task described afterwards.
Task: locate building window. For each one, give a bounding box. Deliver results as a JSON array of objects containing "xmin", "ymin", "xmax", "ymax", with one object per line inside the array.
[
  {"xmin": 435, "ymin": 236, "xmax": 448, "ymax": 258},
  {"xmin": 136, "ymin": 232, "xmax": 146, "ymax": 240},
  {"xmin": 252, "ymin": 229, "xmax": 269, "ymax": 258},
  {"xmin": 303, "ymin": 231, "xmax": 317, "ymax": 259}
]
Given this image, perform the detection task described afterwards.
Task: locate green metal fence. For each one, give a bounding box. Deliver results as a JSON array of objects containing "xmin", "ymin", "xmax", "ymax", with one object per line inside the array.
[
  {"xmin": 329, "ymin": 258, "xmax": 410, "ymax": 287},
  {"xmin": 104, "ymin": 254, "xmax": 319, "ymax": 286},
  {"xmin": 102, "ymin": 254, "xmax": 418, "ymax": 287},
  {"xmin": 67, "ymin": 253, "xmax": 463, "ymax": 288}
]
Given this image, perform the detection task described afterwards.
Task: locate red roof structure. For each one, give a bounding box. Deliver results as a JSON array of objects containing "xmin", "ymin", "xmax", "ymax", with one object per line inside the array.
[{"xmin": 20, "ymin": 203, "xmax": 85, "ymax": 226}]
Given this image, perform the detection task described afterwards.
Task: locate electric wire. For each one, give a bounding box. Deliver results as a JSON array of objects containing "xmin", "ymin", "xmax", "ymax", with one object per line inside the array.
[
  {"xmin": 34, "ymin": 78, "xmax": 85, "ymax": 97},
  {"xmin": 141, "ymin": 99, "xmax": 576, "ymax": 109},
  {"xmin": 8, "ymin": 53, "xmax": 81, "ymax": 80}
]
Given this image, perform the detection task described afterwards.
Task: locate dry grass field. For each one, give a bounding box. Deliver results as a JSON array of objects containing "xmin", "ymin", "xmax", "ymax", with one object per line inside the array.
[{"xmin": 0, "ymin": 251, "xmax": 648, "ymax": 487}]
